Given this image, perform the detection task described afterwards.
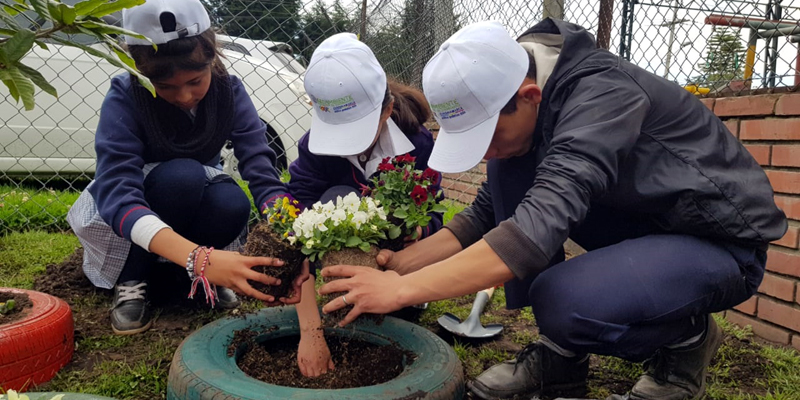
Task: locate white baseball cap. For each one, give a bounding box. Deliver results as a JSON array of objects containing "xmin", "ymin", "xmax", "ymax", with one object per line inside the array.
[
  {"xmin": 304, "ymin": 33, "xmax": 387, "ymax": 156},
  {"xmin": 123, "ymin": 0, "xmax": 211, "ymax": 46},
  {"xmin": 423, "ymin": 21, "xmax": 529, "ymax": 173}
]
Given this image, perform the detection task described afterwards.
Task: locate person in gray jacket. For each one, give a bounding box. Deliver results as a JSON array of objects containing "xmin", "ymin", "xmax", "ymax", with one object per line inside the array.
[{"xmin": 317, "ymin": 19, "xmax": 788, "ymax": 400}]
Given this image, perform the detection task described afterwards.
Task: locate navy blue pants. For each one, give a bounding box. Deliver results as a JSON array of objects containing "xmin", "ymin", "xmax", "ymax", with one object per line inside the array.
[
  {"xmin": 118, "ymin": 159, "xmax": 252, "ymax": 282},
  {"xmin": 528, "ymin": 206, "xmax": 766, "ymax": 361}
]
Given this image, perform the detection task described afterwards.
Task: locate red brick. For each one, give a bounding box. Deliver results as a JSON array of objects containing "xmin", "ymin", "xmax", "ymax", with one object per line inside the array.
[
  {"xmin": 740, "ymin": 118, "xmax": 800, "ymax": 140},
  {"xmin": 726, "ymin": 310, "xmax": 791, "ymax": 344},
  {"xmin": 700, "ymin": 98, "xmax": 715, "ymax": 111},
  {"xmin": 758, "ymin": 273, "xmax": 796, "ymax": 301},
  {"xmin": 758, "ymin": 297, "xmax": 800, "ymax": 332},
  {"xmin": 766, "ymin": 248, "xmax": 800, "ymax": 278},
  {"xmin": 733, "ymin": 296, "xmax": 758, "ymax": 315},
  {"xmin": 771, "ymin": 145, "xmax": 800, "ymax": 168},
  {"xmin": 775, "ymin": 94, "xmax": 800, "ymax": 115},
  {"xmin": 772, "ymin": 226, "xmax": 800, "ymax": 249},
  {"xmin": 793, "ymin": 334, "xmax": 800, "ymax": 351},
  {"xmin": 715, "ymin": 95, "xmax": 778, "ymax": 117},
  {"xmin": 744, "ymin": 144, "xmax": 771, "ymax": 166},
  {"xmin": 723, "ymin": 119, "xmax": 739, "ymax": 137},
  {"xmin": 775, "ymin": 196, "xmax": 800, "ymax": 221},
  {"xmin": 766, "ymin": 170, "xmax": 800, "ymax": 195}
]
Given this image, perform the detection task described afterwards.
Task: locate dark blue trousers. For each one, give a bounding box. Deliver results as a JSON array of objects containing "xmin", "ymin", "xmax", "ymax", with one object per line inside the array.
[
  {"xmin": 118, "ymin": 159, "xmax": 252, "ymax": 283},
  {"xmin": 528, "ymin": 205, "xmax": 766, "ymax": 361}
]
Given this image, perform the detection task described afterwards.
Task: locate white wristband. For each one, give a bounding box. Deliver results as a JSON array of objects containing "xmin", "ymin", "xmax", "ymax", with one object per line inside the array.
[{"xmin": 130, "ymin": 215, "xmax": 171, "ymax": 251}]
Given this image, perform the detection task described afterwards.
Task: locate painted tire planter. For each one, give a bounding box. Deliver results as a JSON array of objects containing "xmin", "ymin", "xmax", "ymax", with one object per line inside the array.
[
  {"xmin": 0, "ymin": 393, "xmax": 116, "ymax": 400},
  {"xmin": 0, "ymin": 288, "xmax": 74, "ymax": 391},
  {"xmin": 167, "ymin": 307, "xmax": 464, "ymax": 400}
]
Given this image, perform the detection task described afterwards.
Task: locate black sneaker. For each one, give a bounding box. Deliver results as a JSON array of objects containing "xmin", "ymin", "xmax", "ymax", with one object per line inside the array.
[{"xmin": 111, "ymin": 280, "xmax": 152, "ymax": 335}]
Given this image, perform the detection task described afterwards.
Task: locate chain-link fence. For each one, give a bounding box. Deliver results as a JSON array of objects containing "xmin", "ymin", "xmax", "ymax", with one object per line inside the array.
[{"xmin": 3, "ymin": 0, "xmax": 800, "ymax": 232}]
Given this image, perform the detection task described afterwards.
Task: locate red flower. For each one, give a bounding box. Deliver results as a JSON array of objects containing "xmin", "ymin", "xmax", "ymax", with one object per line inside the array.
[
  {"xmin": 421, "ymin": 168, "xmax": 439, "ymax": 182},
  {"xmin": 411, "ymin": 185, "xmax": 428, "ymax": 205},
  {"xmin": 403, "ymin": 170, "xmax": 410, "ymax": 181},
  {"xmin": 381, "ymin": 156, "xmax": 392, "ymax": 164},
  {"xmin": 378, "ymin": 161, "xmax": 396, "ymax": 172},
  {"xmin": 395, "ymin": 153, "xmax": 416, "ymax": 165}
]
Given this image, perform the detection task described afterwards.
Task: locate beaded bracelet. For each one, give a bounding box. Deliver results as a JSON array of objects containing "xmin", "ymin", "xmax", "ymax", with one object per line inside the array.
[{"xmin": 186, "ymin": 246, "xmax": 217, "ymax": 308}]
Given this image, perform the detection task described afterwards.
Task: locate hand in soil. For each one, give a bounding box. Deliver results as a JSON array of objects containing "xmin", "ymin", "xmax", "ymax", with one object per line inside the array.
[
  {"xmin": 297, "ymin": 333, "xmax": 335, "ymax": 377},
  {"xmin": 278, "ymin": 259, "xmax": 311, "ymax": 305},
  {"xmin": 204, "ymin": 249, "xmax": 285, "ymax": 302},
  {"xmin": 319, "ymin": 265, "xmax": 405, "ymax": 326}
]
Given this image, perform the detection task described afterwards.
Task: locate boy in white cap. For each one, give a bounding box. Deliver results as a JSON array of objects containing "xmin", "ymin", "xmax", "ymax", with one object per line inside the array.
[
  {"xmin": 317, "ymin": 19, "xmax": 787, "ymax": 400},
  {"xmin": 67, "ymin": 0, "xmax": 306, "ymax": 335},
  {"xmin": 288, "ymin": 32, "xmax": 443, "ymax": 377}
]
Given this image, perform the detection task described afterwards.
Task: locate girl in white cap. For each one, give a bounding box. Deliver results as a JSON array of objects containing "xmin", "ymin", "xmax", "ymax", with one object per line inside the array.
[
  {"xmin": 67, "ymin": 0, "xmax": 307, "ymax": 335},
  {"xmin": 288, "ymin": 33, "xmax": 444, "ymax": 377}
]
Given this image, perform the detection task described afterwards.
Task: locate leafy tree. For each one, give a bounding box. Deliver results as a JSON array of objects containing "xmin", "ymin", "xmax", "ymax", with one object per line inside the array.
[
  {"xmin": 694, "ymin": 26, "xmax": 745, "ymax": 88},
  {"xmin": 0, "ymin": 0, "xmax": 154, "ymax": 110},
  {"xmin": 203, "ymin": 0, "xmax": 300, "ymax": 43},
  {"xmin": 291, "ymin": 0, "xmax": 354, "ymax": 63}
]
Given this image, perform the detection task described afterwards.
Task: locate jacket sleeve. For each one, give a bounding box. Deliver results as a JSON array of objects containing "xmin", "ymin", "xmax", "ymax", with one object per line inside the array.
[
  {"xmin": 228, "ymin": 76, "xmax": 288, "ymax": 214},
  {"xmin": 287, "ymin": 132, "xmax": 332, "ymax": 208},
  {"xmin": 444, "ymin": 179, "xmax": 496, "ymax": 248},
  {"xmin": 90, "ymin": 76, "xmax": 157, "ymax": 239},
  {"xmin": 484, "ymin": 68, "xmax": 650, "ymax": 281}
]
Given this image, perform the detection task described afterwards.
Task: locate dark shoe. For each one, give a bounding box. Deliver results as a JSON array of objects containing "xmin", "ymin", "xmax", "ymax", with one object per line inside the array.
[
  {"xmin": 111, "ymin": 280, "xmax": 152, "ymax": 335},
  {"xmin": 628, "ymin": 316, "xmax": 723, "ymax": 400},
  {"xmin": 468, "ymin": 341, "xmax": 589, "ymax": 399},
  {"xmin": 216, "ymin": 286, "xmax": 241, "ymax": 310}
]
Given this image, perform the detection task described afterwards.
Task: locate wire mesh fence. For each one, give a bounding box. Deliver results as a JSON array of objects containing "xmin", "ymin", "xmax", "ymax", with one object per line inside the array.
[{"xmin": 2, "ymin": 0, "xmax": 800, "ymax": 234}]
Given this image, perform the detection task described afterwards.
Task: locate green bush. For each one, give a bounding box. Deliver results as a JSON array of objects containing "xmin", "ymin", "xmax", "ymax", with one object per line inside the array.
[{"xmin": 0, "ymin": 186, "xmax": 79, "ymax": 236}]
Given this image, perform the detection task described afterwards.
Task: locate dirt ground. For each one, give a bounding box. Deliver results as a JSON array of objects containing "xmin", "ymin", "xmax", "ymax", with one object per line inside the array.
[{"xmin": 28, "ymin": 248, "xmax": 774, "ymax": 399}]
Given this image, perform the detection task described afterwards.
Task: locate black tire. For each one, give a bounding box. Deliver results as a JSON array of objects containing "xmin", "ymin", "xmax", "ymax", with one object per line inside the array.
[{"xmin": 166, "ymin": 307, "xmax": 464, "ymax": 400}]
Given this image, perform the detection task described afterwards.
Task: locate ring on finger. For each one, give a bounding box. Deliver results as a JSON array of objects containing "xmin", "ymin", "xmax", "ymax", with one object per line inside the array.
[{"xmin": 341, "ymin": 295, "xmax": 349, "ymax": 306}]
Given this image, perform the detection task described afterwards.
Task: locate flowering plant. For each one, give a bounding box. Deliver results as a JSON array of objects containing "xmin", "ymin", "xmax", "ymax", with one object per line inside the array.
[
  {"xmin": 261, "ymin": 194, "xmax": 302, "ymax": 241},
  {"xmin": 291, "ymin": 193, "xmax": 400, "ymax": 262},
  {"xmin": 367, "ymin": 154, "xmax": 446, "ymax": 239}
]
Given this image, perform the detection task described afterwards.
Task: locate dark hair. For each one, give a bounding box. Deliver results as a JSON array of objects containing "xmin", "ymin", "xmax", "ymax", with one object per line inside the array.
[
  {"xmin": 499, "ymin": 51, "xmax": 538, "ymax": 115},
  {"xmin": 127, "ymin": 29, "xmax": 226, "ymax": 81},
  {"xmin": 381, "ymin": 79, "xmax": 432, "ymax": 135}
]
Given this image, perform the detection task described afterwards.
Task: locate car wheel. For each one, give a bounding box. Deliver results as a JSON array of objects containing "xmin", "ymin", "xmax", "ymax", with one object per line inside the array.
[{"xmin": 166, "ymin": 307, "xmax": 464, "ymax": 400}]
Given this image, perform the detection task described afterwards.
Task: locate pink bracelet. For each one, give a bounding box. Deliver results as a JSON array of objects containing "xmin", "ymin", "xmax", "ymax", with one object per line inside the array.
[{"xmin": 188, "ymin": 246, "xmax": 217, "ymax": 308}]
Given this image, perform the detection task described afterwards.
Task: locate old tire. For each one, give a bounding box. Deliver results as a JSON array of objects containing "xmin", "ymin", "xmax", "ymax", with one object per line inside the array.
[
  {"xmin": 0, "ymin": 288, "xmax": 74, "ymax": 391},
  {"xmin": 0, "ymin": 393, "xmax": 116, "ymax": 400},
  {"xmin": 167, "ymin": 307, "xmax": 463, "ymax": 400}
]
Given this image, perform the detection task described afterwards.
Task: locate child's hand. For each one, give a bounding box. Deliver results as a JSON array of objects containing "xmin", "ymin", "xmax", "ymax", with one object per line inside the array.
[
  {"xmin": 280, "ymin": 259, "xmax": 311, "ymax": 305},
  {"xmin": 298, "ymin": 334, "xmax": 335, "ymax": 377},
  {"xmin": 204, "ymin": 250, "xmax": 284, "ymax": 303}
]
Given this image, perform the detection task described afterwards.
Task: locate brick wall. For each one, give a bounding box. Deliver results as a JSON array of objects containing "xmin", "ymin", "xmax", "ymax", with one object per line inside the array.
[{"xmin": 439, "ymin": 93, "xmax": 800, "ymax": 349}]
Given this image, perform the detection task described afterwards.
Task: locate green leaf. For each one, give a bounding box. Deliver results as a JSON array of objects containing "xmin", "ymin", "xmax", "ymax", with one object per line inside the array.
[
  {"xmin": 4, "ymin": 5, "xmax": 20, "ymax": 16},
  {"xmin": 358, "ymin": 242, "xmax": 370, "ymax": 252},
  {"xmin": 85, "ymin": 0, "xmax": 144, "ymax": 18},
  {"xmin": 322, "ymin": 236, "xmax": 332, "ymax": 248},
  {"xmin": 78, "ymin": 21, "xmax": 152, "ymax": 43},
  {"xmin": 2, "ymin": 66, "xmax": 36, "ymax": 110},
  {"xmin": 301, "ymin": 246, "xmax": 313, "ymax": 255},
  {"xmin": 47, "ymin": 0, "xmax": 63, "ymax": 23},
  {"xmin": 59, "ymin": 3, "xmax": 77, "ymax": 24},
  {"xmin": 5, "ymin": 299, "xmax": 14, "ymax": 310},
  {"xmin": 52, "ymin": 36, "xmax": 155, "ymax": 95},
  {"xmin": 0, "ymin": 8, "xmax": 23, "ymax": 29},
  {"xmin": 33, "ymin": 40, "xmax": 49, "ymax": 50},
  {"xmin": 15, "ymin": 61, "xmax": 57, "ymax": 97},
  {"xmin": 431, "ymin": 204, "xmax": 448, "ymax": 213},
  {"xmin": 393, "ymin": 208, "xmax": 408, "ymax": 219},
  {"xmin": 3, "ymin": 29, "xmax": 34, "ymax": 63},
  {"xmin": 30, "ymin": 0, "xmax": 53, "ymax": 19},
  {"xmin": 73, "ymin": 0, "xmax": 109, "ymax": 15},
  {"xmin": 0, "ymin": 28, "xmax": 16, "ymax": 37},
  {"xmin": 388, "ymin": 225, "xmax": 401, "ymax": 240},
  {"xmin": 345, "ymin": 236, "xmax": 362, "ymax": 247}
]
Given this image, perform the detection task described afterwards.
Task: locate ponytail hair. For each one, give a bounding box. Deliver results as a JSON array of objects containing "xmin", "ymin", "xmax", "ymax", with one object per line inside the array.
[{"xmin": 381, "ymin": 79, "xmax": 431, "ymax": 136}]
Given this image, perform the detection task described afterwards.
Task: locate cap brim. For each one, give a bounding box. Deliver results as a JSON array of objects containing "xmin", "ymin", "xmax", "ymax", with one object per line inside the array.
[
  {"xmin": 308, "ymin": 105, "xmax": 382, "ymax": 156},
  {"xmin": 428, "ymin": 112, "xmax": 499, "ymax": 173}
]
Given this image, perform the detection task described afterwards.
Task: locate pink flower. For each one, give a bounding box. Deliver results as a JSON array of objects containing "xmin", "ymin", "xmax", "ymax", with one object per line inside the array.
[{"xmin": 411, "ymin": 185, "xmax": 428, "ymax": 206}]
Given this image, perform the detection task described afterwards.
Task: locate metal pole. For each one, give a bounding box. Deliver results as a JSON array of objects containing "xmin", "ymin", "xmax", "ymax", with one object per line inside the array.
[
  {"xmin": 597, "ymin": 0, "xmax": 614, "ymax": 49},
  {"xmin": 770, "ymin": 1, "xmax": 782, "ymax": 87},
  {"xmin": 662, "ymin": 0, "xmax": 680, "ymax": 78},
  {"xmin": 359, "ymin": 0, "xmax": 367, "ymax": 40},
  {"xmin": 543, "ymin": 0, "xmax": 564, "ymax": 20}
]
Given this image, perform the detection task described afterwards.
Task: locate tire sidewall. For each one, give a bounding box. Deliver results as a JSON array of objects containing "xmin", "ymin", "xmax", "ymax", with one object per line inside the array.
[{"xmin": 168, "ymin": 307, "xmax": 463, "ymax": 399}]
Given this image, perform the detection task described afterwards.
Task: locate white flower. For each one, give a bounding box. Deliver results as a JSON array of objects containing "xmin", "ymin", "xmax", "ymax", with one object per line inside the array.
[
  {"xmin": 5, "ymin": 390, "xmax": 31, "ymax": 400},
  {"xmin": 306, "ymin": 239, "xmax": 315, "ymax": 248},
  {"xmin": 287, "ymin": 236, "xmax": 297, "ymax": 245},
  {"xmin": 352, "ymin": 211, "xmax": 368, "ymax": 228},
  {"xmin": 331, "ymin": 209, "xmax": 346, "ymax": 226}
]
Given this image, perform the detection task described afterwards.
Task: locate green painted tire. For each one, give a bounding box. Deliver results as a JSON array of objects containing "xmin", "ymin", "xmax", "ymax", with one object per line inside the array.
[
  {"xmin": 167, "ymin": 307, "xmax": 463, "ymax": 400},
  {"xmin": 0, "ymin": 393, "xmax": 116, "ymax": 400}
]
